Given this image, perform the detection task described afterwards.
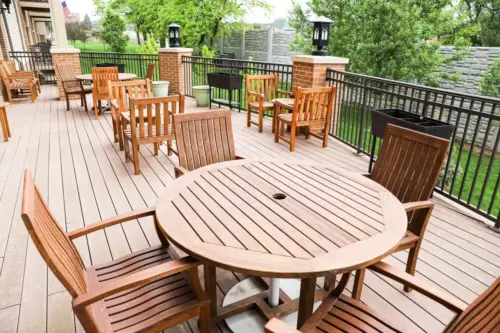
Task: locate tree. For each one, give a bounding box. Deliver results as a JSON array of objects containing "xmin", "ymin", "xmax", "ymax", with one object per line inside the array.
[
  {"xmin": 65, "ymin": 22, "xmax": 88, "ymax": 46},
  {"xmin": 137, "ymin": 34, "xmax": 158, "ymax": 54},
  {"xmin": 110, "ymin": 0, "xmax": 269, "ymax": 52},
  {"xmin": 479, "ymin": 60, "xmax": 500, "ymax": 98},
  {"xmin": 100, "ymin": 9, "xmax": 129, "ymax": 52},
  {"xmin": 289, "ymin": 0, "xmax": 469, "ymax": 87},
  {"xmin": 83, "ymin": 14, "xmax": 92, "ymax": 30}
]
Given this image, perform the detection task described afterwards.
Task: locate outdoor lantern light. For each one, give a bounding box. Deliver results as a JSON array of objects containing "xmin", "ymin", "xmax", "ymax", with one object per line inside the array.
[
  {"xmin": 310, "ymin": 16, "xmax": 333, "ymax": 56},
  {"xmin": 168, "ymin": 23, "xmax": 181, "ymax": 48},
  {"xmin": 0, "ymin": 0, "xmax": 12, "ymax": 14}
]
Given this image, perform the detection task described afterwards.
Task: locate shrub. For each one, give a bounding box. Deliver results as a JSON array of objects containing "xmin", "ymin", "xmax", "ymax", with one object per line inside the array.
[{"xmin": 479, "ymin": 60, "xmax": 500, "ymax": 98}]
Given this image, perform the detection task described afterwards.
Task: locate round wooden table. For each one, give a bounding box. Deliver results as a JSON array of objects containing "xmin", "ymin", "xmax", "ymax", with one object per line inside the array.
[
  {"xmin": 156, "ymin": 159, "xmax": 407, "ymax": 330},
  {"xmin": 75, "ymin": 73, "xmax": 137, "ymax": 81}
]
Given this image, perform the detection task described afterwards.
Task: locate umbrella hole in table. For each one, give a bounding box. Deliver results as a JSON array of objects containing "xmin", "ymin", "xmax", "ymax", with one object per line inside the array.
[{"xmin": 272, "ymin": 193, "xmax": 286, "ymax": 200}]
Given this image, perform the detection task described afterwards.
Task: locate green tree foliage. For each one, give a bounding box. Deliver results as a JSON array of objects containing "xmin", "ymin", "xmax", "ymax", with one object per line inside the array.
[
  {"xmin": 65, "ymin": 22, "xmax": 89, "ymax": 46},
  {"xmin": 479, "ymin": 60, "xmax": 500, "ymax": 98},
  {"xmin": 109, "ymin": 0, "xmax": 269, "ymax": 52},
  {"xmin": 447, "ymin": 1, "xmax": 500, "ymax": 46},
  {"xmin": 83, "ymin": 14, "xmax": 93, "ymax": 30},
  {"xmin": 100, "ymin": 9, "xmax": 129, "ymax": 52},
  {"xmin": 289, "ymin": 0, "xmax": 470, "ymax": 87},
  {"xmin": 137, "ymin": 34, "xmax": 158, "ymax": 54}
]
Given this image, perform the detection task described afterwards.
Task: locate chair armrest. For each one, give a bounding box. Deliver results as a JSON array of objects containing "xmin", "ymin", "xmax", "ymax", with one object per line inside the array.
[
  {"xmin": 369, "ymin": 261, "xmax": 467, "ymax": 314},
  {"xmin": 403, "ymin": 200, "xmax": 434, "ymax": 213},
  {"xmin": 247, "ymin": 91, "xmax": 265, "ymax": 101},
  {"xmin": 277, "ymin": 89, "xmax": 294, "ymax": 98},
  {"xmin": 67, "ymin": 207, "xmax": 156, "ymax": 239},
  {"xmin": 110, "ymin": 99, "xmax": 120, "ymax": 111},
  {"xmin": 175, "ymin": 166, "xmax": 189, "ymax": 179},
  {"xmin": 72, "ymin": 256, "xmax": 200, "ymax": 309},
  {"xmin": 8, "ymin": 72, "xmax": 33, "ymax": 80},
  {"xmin": 265, "ymin": 318, "xmax": 301, "ymax": 333}
]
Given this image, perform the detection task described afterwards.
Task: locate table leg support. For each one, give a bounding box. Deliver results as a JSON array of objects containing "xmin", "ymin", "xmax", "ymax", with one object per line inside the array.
[
  {"xmin": 269, "ymin": 278, "xmax": 280, "ymax": 307},
  {"xmin": 204, "ymin": 264, "xmax": 217, "ymax": 317},
  {"xmin": 297, "ymin": 277, "xmax": 316, "ymax": 330}
]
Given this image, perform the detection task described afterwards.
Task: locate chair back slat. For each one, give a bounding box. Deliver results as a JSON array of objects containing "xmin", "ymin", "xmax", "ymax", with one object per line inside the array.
[
  {"xmin": 21, "ymin": 170, "xmax": 101, "ymax": 331},
  {"xmin": 108, "ymin": 79, "xmax": 152, "ymax": 121},
  {"xmin": 92, "ymin": 67, "xmax": 119, "ymax": 97},
  {"xmin": 146, "ymin": 63, "xmax": 155, "ymax": 80},
  {"xmin": 445, "ymin": 278, "xmax": 500, "ymax": 332},
  {"xmin": 21, "ymin": 171, "xmax": 87, "ymax": 297},
  {"xmin": 129, "ymin": 95, "xmax": 184, "ymax": 140},
  {"xmin": 246, "ymin": 73, "xmax": 279, "ymax": 103},
  {"xmin": 0, "ymin": 65, "xmax": 11, "ymax": 84},
  {"xmin": 57, "ymin": 64, "xmax": 80, "ymax": 91},
  {"xmin": 1, "ymin": 60, "xmax": 16, "ymax": 75},
  {"xmin": 293, "ymin": 87, "xmax": 335, "ymax": 122},
  {"xmin": 371, "ymin": 125, "xmax": 450, "ymax": 203},
  {"xmin": 174, "ymin": 110, "xmax": 236, "ymax": 171}
]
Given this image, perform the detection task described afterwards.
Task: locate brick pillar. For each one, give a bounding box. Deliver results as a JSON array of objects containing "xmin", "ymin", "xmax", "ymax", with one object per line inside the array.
[
  {"xmin": 50, "ymin": 48, "xmax": 82, "ymax": 100},
  {"xmin": 158, "ymin": 48, "xmax": 193, "ymax": 95},
  {"xmin": 292, "ymin": 55, "xmax": 349, "ymax": 134}
]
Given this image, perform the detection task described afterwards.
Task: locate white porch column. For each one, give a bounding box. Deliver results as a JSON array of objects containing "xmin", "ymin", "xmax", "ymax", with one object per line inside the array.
[{"xmin": 48, "ymin": 0, "xmax": 68, "ymax": 47}]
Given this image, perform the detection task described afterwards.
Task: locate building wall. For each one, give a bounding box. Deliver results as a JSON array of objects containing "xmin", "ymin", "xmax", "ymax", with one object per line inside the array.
[
  {"xmin": 2, "ymin": 0, "xmax": 25, "ymax": 51},
  {"xmin": 439, "ymin": 46, "xmax": 500, "ymax": 95}
]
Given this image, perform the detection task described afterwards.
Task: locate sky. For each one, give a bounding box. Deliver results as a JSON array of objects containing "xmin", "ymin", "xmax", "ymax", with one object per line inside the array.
[{"xmin": 65, "ymin": 0, "xmax": 308, "ymax": 23}]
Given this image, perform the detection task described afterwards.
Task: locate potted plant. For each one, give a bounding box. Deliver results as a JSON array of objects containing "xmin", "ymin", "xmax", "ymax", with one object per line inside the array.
[
  {"xmin": 151, "ymin": 81, "xmax": 170, "ymax": 97},
  {"xmin": 192, "ymin": 85, "xmax": 210, "ymax": 107}
]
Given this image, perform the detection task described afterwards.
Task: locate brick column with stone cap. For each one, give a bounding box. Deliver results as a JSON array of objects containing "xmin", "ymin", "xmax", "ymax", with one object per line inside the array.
[
  {"xmin": 50, "ymin": 48, "xmax": 82, "ymax": 100},
  {"xmin": 292, "ymin": 55, "xmax": 349, "ymax": 135},
  {"xmin": 158, "ymin": 48, "xmax": 193, "ymax": 95}
]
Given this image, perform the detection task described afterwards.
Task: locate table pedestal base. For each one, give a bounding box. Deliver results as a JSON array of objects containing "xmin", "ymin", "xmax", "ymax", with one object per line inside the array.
[{"xmin": 222, "ymin": 277, "xmax": 322, "ymax": 333}]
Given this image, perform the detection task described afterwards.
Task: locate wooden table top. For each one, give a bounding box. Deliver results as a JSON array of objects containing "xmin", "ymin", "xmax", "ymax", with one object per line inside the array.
[
  {"xmin": 156, "ymin": 159, "xmax": 407, "ymax": 278},
  {"xmin": 75, "ymin": 73, "xmax": 137, "ymax": 81}
]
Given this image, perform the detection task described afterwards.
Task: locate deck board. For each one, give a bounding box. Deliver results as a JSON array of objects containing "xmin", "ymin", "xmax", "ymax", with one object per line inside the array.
[{"xmin": 0, "ymin": 86, "xmax": 498, "ymax": 333}]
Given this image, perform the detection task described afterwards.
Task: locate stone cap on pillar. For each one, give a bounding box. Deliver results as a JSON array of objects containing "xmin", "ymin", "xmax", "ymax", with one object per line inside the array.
[
  {"xmin": 291, "ymin": 55, "xmax": 349, "ymax": 64},
  {"xmin": 158, "ymin": 48, "xmax": 194, "ymax": 53},
  {"xmin": 50, "ymin": 47, "xmax": 81, "ymax": 54}
]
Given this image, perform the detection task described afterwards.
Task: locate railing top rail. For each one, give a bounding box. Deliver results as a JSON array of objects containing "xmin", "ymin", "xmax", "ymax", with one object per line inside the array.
[
  {"xmin": 182, "ymin": 55, "xmax": 293, "ymax": 68},
  {"xmin": 326, "ymin": 68, "xmax": 500, "ymax": 104},
  {"xmin": 80, "ymin": 52, "xmax": 159, "ymax": 57}
]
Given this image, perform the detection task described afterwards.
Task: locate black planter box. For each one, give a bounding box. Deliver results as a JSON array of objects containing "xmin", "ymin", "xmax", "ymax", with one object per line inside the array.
[
  {"xmin": 95, "ymin": 63, "xmax": 126, "ymax": 73},
  {"xmin": 207, "ymin": 72, "xmax": 243, "ymax": 90},
  {"xmin": 371, "ymin": 109, "xmax": 455, "ymax": 140}
]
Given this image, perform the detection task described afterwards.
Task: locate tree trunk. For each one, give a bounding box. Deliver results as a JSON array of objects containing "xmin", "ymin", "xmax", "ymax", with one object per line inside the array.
[{"xmin": 136, "ymin": 25, "xmax": 141, "ymax": 45}]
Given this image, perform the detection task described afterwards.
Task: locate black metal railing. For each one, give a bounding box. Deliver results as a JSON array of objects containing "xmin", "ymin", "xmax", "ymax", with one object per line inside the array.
[
  {"xmin": 182, "ymin": 56, "xmax": 293, "ymax": 110},
  {"xmin": 9, "ymin": 51, "xmax": 56, "ymax": 84},
  {"xmin": 326, "ymin": 68, "xmax": 500, "ymax": 224},
  {"xmin": 80, "ymin": 52, "xmax": 160, "ymax": 80}
]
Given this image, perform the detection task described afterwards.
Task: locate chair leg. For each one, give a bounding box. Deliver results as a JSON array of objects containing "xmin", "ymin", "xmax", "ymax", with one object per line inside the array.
[
  {"xmin": 66, "ymin": 94, "xmax": 70, "ymax": 111},
  {"xmin": 306, "ymin": 126, "xmax": 311, "ymax": 139},
  {"xmin": 31, "ymin": 86, "xmax": 36, "ymax": 102},
  {"xmin": 290, "ymin": 125, "xmax": 296, "ymax": 152},
  {"xmin": 124, "ymin": 138, "xmax": 130, "ymax": 162},
  {"xmin": 82, "ymin": 94, "xmax": 88, "ymax": 112},
  {"xmin": 119, "ymin": 118, "xmax": 126, "ymax": 151},
  {"xmin": 405, "ymin": 245, "xmax": 421, "ymax": 292},
  {"xmin": 0, "ymin": 111, "xmax": 8, "ymax": 142},
  {"xmin": 167, "ymin": 140, "xmax": 173, "ymax": 156},
  {"xmin": 199, "ymin": 304, "xmax": 211, "ymax": 333},
  {"xmin": 246, "ymin": 106, "xmax": 251, "ymax": 127},
  {"xmin": 112, "ymin": 120, "xmax": 118, "ymax": 143},
  {"xmin": 132, "ymin": 142, "xmax": 140, "ymax": 175},
  {"xmin": 93, "ymin": 98, "xmax": 98, "ymax": 119},
  {"xmin": 351, "ymin": 268, "xmax": 366, "ymax": 300},
  {"xmin": 258, "ymin": 109, "xmax": 263, "ymax": 133},
  {"xmin": 6, "ymin": 89, "xmax": 13, "ymax": 104},
  {"xmin": 154, "ymin": 142, "xmax": 159, "ymax": 156},
  {"xmin": 275, "ymin": 120, "xmax": 280, "ymax": 143}
]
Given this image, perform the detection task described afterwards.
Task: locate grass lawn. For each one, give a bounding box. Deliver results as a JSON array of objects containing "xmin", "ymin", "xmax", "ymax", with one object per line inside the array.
[
  {"xmin": 335, "ymin": 103, "xmax": 500, "ymax": 218},
  {"xmin": 72, "ymin": 40, "xmax": 142, "ymax": 53}
]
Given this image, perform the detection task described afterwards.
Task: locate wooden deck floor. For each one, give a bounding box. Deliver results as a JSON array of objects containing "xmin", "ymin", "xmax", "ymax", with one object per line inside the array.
[{"xmin": 0, "ymin": 86, "xmax": 498, "ymax": 333}]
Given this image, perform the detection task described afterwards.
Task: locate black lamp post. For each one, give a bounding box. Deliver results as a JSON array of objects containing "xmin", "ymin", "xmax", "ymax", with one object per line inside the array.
[
  {"xmin": 310, "ymin": 16, "xmax": 333, "ymax": 56},
  {"xmin": 1, "ymin": 0, "xmax": 12, "ymax": 14},
  {"xmin": 168, "ymin": 23, "xmax": 181, "ymax": 48}
]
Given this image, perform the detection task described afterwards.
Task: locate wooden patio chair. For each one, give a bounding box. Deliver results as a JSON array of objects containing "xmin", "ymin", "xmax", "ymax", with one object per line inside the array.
[
  {"xmin": 108, "ymin": 79, "xmax": 152, "ymax": 151},
  {"xmin": 1, "ymin": 59, "xmax": 41, "ymax": 93},
  {"xmin": 342, "ymin": 124, "xmax": 450, "ymax": 299},
  {"xmin": 92, "ymin": 67, "xmax": 119, "ymax": 119},
  {"xmin": 265, "ymin": 261, "xmax": 498, "ymax": 333},
  {"xmin": 275, "ymin": 86, "xmax": 335, "ymax": 152},
  {"xmin": 173, "ymin": 110, "xmax": 243, "ymax": 178},
  {"xmin": 145, "ymin": 63, "xmax": 155, "ymax": 80},
  {"xmin": 21, "ymin": 169, "xmax": 211, "ymax": 333},
  {"xmin": 0, "ymin": 101, "xmax": 11, "ymax": 142},
  {"xmin": 0, "ymin": 64, "xmax": 38, "ymax": 103},
  {"xmin": 57, "ymin": 64, "xmax": 92, "ymax": 112},
  {"xmin": 246, "ymin": 73, "xmax": 293, "ymax": 133},
  {"xmin": 124, "ymin": 95, "xmax": 184, "ymax": 175}
]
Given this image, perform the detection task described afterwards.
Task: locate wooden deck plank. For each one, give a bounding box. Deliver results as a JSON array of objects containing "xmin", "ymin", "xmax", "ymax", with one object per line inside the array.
[{"xmin": 0, "ymin": 86, "xmax": 498, "ymax": 333}]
